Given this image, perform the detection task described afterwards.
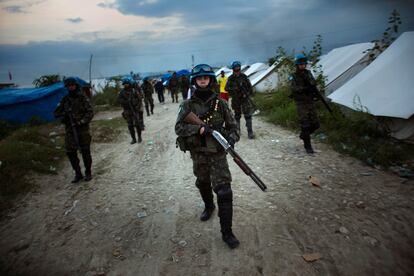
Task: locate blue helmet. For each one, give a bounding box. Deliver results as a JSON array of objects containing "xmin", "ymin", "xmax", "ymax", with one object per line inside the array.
[
  {"xmin": 64, "ymin": 77, "xmax": 78, "ymax": 87},
  {"xmin": 231, "ymin": 61, "xmax": 242, "ymax": 69},
  {"xmin": 122, "ymin": 77, "xmax": 132, "ymax": 85},
  {"xmin": 295, "ymin": 54, "xmax": 308, "ymax": 65},
  {"xmin": 143, "ymin": 77, "xmax": 149, "ymax": 82},
  {"xmin": 190, "ymin": 64, "xmax": 216, "ymax": 84}
]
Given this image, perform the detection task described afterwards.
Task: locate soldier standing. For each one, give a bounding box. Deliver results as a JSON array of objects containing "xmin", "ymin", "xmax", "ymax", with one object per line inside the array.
[
  {"xmin": 141, "ymin": 77, "xmax": 155, "ymax": 116},
  {"xmin": 118, "ymin": 78, "xmax": 144, "ymax": 144},
  {"xmin": 179, "ymin": 75, "xmax": 190, "ymax": 101},
  {"xmin": 54, "ymin": 77, "xmax": 94, "ymax": 183},
  {"xmin": 154, "ymin": 79, "xmax": 165, "ymax": 103},
  {"xmin": 289, "ymin": 54, "xmax": 320, "ymax": 154},
  {"xmin": 225, "ymin": 61, "xmax": 255, "ymax": 139},
  {"xmin": 168, "ymin": 72, "xmax": 180, "ymax": 103},
  {"xmin": 175, "ymin": 64, "xmax": 241, "ymax": 249}
]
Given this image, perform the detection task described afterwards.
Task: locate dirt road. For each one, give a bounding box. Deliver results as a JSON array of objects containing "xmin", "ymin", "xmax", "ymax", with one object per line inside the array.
[{"xmin": 1, "ymin": 101, "xmax": 413, "ymax": 276}]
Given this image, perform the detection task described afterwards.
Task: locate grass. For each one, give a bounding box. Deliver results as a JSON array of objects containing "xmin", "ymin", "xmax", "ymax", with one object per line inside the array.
[
  {"xmin": 90, "ymin": 117, "xmax": 125, "ymax": 143},
  {"xmin": 92, "ymin": 84, "xmax": 121, "ymax": 107},
  {"xmin": 254, "ymin": 87, "xmax": 414, "ymax": 170}
]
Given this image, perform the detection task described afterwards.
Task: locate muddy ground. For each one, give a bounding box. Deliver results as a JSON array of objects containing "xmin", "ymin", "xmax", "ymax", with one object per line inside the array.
[{"xmin": 1, "ymin": 101, "xmax": 413, "ymax": 276}]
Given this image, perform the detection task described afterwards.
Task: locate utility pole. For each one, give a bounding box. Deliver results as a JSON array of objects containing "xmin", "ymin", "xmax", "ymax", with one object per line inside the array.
[
  {"xmin": 89, "ymin": 54, "xmax": 93, "ymax": 84},
  {"xmin": 191, "ymin": 54, "xmax": 194, "ymax": 68}
]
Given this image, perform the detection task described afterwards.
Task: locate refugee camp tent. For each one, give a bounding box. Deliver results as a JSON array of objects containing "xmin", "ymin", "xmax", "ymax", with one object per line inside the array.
[
  {"xmin": 91, "ymin": 78, "xmax": 109, "ymax": 93},
  {"xmin": 316, "ymin": 42, "xmax": 374, "ymax": 95},
  {"xmin": 328, "ymin": 32, "xmax": 414, "ymax": 141},
  {"xmin": 176, "ymin": 69, "xmax": 191, "ymax": 77},
  {"xmin": 244, "ymin": 63, "xmax": 269, "ymax": 80},
  {"xmin": 251, "ymin": 62, "xmax": 279, "ymax": 93},
  {"xmin": 0, "ymin": 77, "xmax": 88, "ymax": 124},
  {"xmin": 215, "ymin": 67, "xmax": 232, "ymax": 77}
]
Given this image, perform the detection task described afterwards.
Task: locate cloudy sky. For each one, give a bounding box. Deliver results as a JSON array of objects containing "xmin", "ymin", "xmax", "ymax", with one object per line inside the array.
[{"xmin": 0, "ymin": 0, "xmax": 413, "ymax": 85}]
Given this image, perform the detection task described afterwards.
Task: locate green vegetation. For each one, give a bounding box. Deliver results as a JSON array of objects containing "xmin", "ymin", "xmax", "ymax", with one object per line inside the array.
[
  {"xmin": 0, "ymin": 124, "xmax": 65, "ymax": 211},
  {"xmin": 254, "ymin": 90, "xmax": 414, "ymax": 169},
  {"xmin": 92, "ymin": 82, "xmax": 121, "ymax": 108},
  {"xmin": 91, "ymin": 117, "xmax": 125, "ymax": 143},
  {"xmin": 32, "ymin": 74, "xmax": 61, "ymax": 88}
]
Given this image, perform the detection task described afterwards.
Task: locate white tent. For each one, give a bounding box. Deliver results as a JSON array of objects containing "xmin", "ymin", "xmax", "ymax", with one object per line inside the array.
[
  {"xmin": 244, "ymin": 63, "xmax": 269, "ymax": 79},
  {"xmin": 329, "ymin": 31, "xmax": 414, "ymax": 141},
  {"xmin": 251, "ymin": 62, "xmax": 279, "ymax": 93},
  {"xmin": 91, "ymin": 78, "xmax": 110, "ymax": 93},
  {"xmin": 316, "ymin": 42, "xmax": 374, "ymax": 95},
  {"xmin": 215, "ymin": 67, "xmax": 232, "ymax": 77}
]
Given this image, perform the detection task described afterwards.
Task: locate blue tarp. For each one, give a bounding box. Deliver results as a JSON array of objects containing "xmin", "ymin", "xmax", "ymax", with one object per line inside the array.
[{"xmin": 0, "ymin": 77, "xmax": 88, "ymax": 123}]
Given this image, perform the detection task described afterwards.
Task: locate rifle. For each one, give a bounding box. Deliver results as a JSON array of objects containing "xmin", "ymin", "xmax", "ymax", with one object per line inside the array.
[
  {"xmin": 64, "ymin": 101, "xmax": 81, "ymax": 150},
  {"xmin": 239, "ymin": 81, "xmax": 258, "ymax": 113},
  {"xmin": 309, "ymin": 84, "xmax": 335, "ymax": 117},
  {"xmin": 183, "ymin": 112, "xmax": 267, "ymax": 192}
]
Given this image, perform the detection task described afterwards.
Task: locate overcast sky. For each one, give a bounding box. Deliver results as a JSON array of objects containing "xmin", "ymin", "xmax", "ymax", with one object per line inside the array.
[{"xmin": 0, "ymin": 0, "xmax": 413, "ymax": 85}]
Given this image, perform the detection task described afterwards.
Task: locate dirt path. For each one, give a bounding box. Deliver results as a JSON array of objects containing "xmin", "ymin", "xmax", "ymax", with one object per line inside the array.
[{"xmin": 1, "ymin": 101, "xmax": 413, "ymax": 276}]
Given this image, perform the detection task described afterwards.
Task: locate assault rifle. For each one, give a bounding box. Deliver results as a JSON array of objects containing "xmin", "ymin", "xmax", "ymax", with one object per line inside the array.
[
  {"xmin": 64, "ymin": 101, "xmax": 81, "ymax": 150},
  {"xmin": 309, "ymin": 84, "xmax": 334, "ymax": 116},
  {"xmin": 183, "ymin": 112, "xmax": 267, "ymax": 192}
]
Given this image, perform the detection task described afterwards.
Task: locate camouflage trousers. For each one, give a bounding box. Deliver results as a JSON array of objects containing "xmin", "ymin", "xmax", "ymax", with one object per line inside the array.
[
  {"xmin": 144, "ymin": 95, "xmax": 154, "ymax": 108},
  {"xmin": 122, "ymin": 110, "xmax": 144, "ymax": 130},
  {"xmin": 65, "ymin": 125, "xmax": 91, "ymax": 152},
  {"xmin": 191, "ymin": 151, "xmax": 232, "ymax": 190},
  {"xmin": 296, "ymin": 101, "xmax": 320, "ymax": 135},
  {"xmin": 231, "ymin": 97, "xmax": 254, "ymax": 120},
  {"xmin": 170, "ymin": 89, "xmax": 179, "ymax": 102}
]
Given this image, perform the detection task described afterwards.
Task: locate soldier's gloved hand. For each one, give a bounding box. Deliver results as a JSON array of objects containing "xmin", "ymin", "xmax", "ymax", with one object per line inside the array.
[
  {"xmin": 228, "ymin": 137, "xmax": 235, "ymax": 149},
  {"xmin": 199, "ymin": 124, "xmax": 212, "ymax": 136}
]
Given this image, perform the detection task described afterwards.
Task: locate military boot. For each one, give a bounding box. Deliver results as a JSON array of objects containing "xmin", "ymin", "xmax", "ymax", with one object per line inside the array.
[
  {"xmin": 81, "ymin": 149, "xmax": 93, "ymax": 181},
  {"xmin": 150, "ymin": 104, "xmax": 154, "ymax": 114},
  {"xmin": 199, "ymin": 187, "xmax": 215, "ymax": 221},
  {"xmin": 145, "ymin": 105, "xmax": 150, "ymax": 116},
  {"xmin": 136, "ymin": 128, "xmax": 143, "ymax": 143},
  {"xmin": 128, "ymin": 125, "xmax": 137, "ymax": 144},
  {"xmin": 245, "ymin": 116, "xmax": 255, "ymax": 139},
  {"xmin": 302, "ymin": 135, "xmax": 314, "ymax": 154},
  {"xmin": 219, "ymin": 202, "xmax": 240, "ymax": 249},
  {"xmin": 67, "ymin": 152, "xmax": 83, "ymax": 183}
]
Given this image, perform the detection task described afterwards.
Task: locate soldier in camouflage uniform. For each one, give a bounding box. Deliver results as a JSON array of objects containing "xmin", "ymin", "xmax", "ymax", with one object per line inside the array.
[
  {"xmin": 54, "ymin": 77, "xmax": 94, "ymax": 183},
  {"xmin": 179, "ymin": 75, "xmax": 190, "ymax": 101},
  {"xmin": 168, "ymin": 72, "xmax": 180, "ymax": 103},
  {"xmin": 141, "ymin": 77, "xmax": 155, "ymax": 116},
  {"xmin": 289, "ymin": 54, "xmax": 320, "ymax": 154},
  {"xmin": 118, "ymin": 78, "xmax": 144, "ymax": 144},
  {"xmin": 225, "ymin": 61, "xmax": 255, "ymax": 139},
  {"xmin": 175, "ymin": 64, "xmax": 241, "ymax": 249}
]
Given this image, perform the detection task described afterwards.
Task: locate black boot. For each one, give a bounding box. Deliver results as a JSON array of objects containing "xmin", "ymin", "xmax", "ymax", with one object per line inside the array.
[
  {"xmin": 128, "ymin": 125, "xmax": 137, "ymax": 144},
  {"xmin": 67, "ymin": 152, "xmax": 83, "ymax": 183},
  {"xmin": 199, "ymin": 187, "xmax": 215, "ymax": 221},
  {"xmin": 145, "ymin": 105, "xmax": 150, "ymax": 116},
  {"xmin": 136, "ymin": 127, "xmax": 142, "ymax": 143},
  {"xmin": 245, "ymin": 116, "xmax": 254, "ymax": 139},
  {"xmin": 139, "ymin": 112, "xmax": 145, "ymax": 131},
  {"xmin": 151, "ymin": 104, "xmax": 154, "ymax": 114},
  {"xmin": 301, "ymin": 134, "xmax": 314, "ymax": 154},
  {"xmin": 81, "ymin": 149, "xmax": 92, "ymax": 181},
  {"xmin": 215, "ymin": 184, "xmax": 240, "ymax": 249}
]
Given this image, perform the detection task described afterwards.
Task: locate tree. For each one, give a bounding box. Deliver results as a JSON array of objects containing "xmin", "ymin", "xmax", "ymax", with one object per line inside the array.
[
  {"xmin": 366, "ymin": 9, "xmax": 402, "ymax": 63},
  {"xmin": 32, "ymin": 74, "xmax": 61, "ymax": 88}
]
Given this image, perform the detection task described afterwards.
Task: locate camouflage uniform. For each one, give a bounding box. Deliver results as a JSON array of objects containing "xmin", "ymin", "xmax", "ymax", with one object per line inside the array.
[
  {"xmin": 54, "ymin": 88, "xmax": 94, "ymax": 180},
  {"xmin": 289, "ymin": 69, "xmax": 320, "ymax": 151},
  {"xmin": 141, "ymin": 81, "xmax": 155, "ymax": 116},
  {"xmin": 179, "ymin": 75, "xmax": 190, "ymax": 100},
  {"xmin": 118, "ymin": 87, "xmax": 144, "ymax": 143},
  {"xmin": 225, "ymin": 73, "xmax": 255, "ymax": 137},
  {"xmin": 168, "ymin": 74, "xmax": 180, "ymax": 103},
  {"xmin": 175, "ymin": 89, "xmax": 240, "ymax": 246}
]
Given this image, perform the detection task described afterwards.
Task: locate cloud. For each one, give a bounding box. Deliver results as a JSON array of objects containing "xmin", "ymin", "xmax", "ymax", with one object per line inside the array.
[
  {"xmin": 65, "ymin": 17, "xmax": 83, "ymax": 24},
  {"xmin": 3, "ymin": 5, "xmax": 25, "ymax": 13}
]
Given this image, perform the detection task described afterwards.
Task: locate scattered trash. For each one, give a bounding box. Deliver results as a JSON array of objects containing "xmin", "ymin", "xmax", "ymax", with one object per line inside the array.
[
  {"xmin": 137, "ymin": 211, "xmax": 148, "ymax": 218},
  {"xmin": 178, "ymin": 240, "xmax": 187, "ymax": 247},
  {"xmin": 302, "ymin": 252, "xmax": 322, "ymax": 262},
  {"xmin": 49, "ymin": 166, "xmax": 56, "ymax": 172},
  {"xmin": 338, "ymin": 226, "xmax": 349, "ymax": 235},
  {"xmin": 308, "ymin": 176, "xmax": 321, "ymax": 188},
  {"xmin": 64, "ymin": 200, "xmax": 79, "ymax": 216},
  {"xmin": 271, "ymin": 139, "xmax": 280, "ymax": 143},
  {"xmin": 112, "ymin": 248, "xmax": 121, "ymax": 257},
  {"xmin": 147, "ymin": 140, "xmax": 154, "ymax": 145}
]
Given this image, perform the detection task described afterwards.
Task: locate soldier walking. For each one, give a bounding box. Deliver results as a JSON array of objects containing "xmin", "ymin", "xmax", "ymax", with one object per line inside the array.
[
  {"xmin": 180, "ymin": 75, "xmax": 190, "ymax": 101},
  {"xmin": 175, "ymin": 64, "xmax": 241, "ymax": 249},
  {"xmin": 141, "ymin": 77, "xmax": 155, "ymax": 116},
  {"xmin": 118, "ymin": 78, "xmax": 144, "ymax": 144},
  {"xmin": 225, "ymin": 61, "xmax": 255, "ymax": 139},
  {"xmin": 168, "ymin": 72, "xmax": 180, "ymax": 103},
  {"xmin": 289, "ymin": 54, "xmax": 321, "ymax": 154},
  {"xmin": 54, "ymin": 77, "xmax": 94, "ymax": 183},
  {"xmin": 154, "ymin": 79, "xmax": 165, "ymax": 103}
]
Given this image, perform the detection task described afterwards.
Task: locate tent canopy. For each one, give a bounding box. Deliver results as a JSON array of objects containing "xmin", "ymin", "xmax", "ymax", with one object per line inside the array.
[
  {"xmin": 243, "ymin": 63, "xmax": 269, "ymax": 78},
  {"xmin": 251, "ymin": 62, "xmax": 278, "ymax": 86},
  {"xmin": 328, "ymin": 32, "xmax": 414, "ymax": 119},
  {"xmin": 317, "ymin": 42, "xmax": 373, "ymax": 85}
]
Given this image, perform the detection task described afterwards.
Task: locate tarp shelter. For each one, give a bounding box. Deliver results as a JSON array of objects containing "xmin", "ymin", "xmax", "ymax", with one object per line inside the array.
[
  {"xmin": 215, "ymin": 67, "xmax": 232, "ymax": 77},
  {"xmin": 0, "ymin": 77, "xmax": 88, "ymax": 124},
  {"xmin": 316, "ymin": 42, "xmax": 374, "ymax": 95},
  {"xmin": 251, "ymin": 62, "xmax": 279, "ymax": 93},
  {"xmin": 328, "ymin": 32, "xmax": 414, "ymax": 141},
  {"xmin": 244, "ymin": 63, "xmax": 269, "ymax": 80},
  {"xmin": 176, "ymin": 69, "xmax": 191, "ymax": 77}
]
